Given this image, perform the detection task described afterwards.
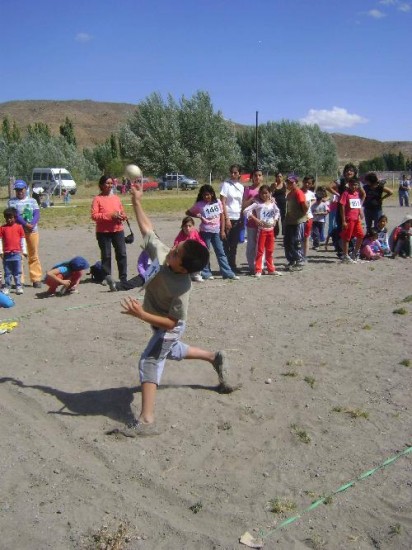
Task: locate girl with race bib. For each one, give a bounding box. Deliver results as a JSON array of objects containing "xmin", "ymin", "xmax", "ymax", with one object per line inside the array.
[
  {"xmin": 243, "ymin": 185, "xmax": 281, "ymax": 277},
  {"xmin": 339, "ymin": 177, "xmax": 364, "ymax": 264},
  {"xmin": 186, "ymin": 185, "xmax": 239, "ymax": 280}
]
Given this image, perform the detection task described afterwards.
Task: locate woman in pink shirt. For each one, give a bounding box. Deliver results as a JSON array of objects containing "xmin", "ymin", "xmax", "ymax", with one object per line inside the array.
[{"xmin": 91, "ymin": 175, "xmax": 128, "ymax": 285}]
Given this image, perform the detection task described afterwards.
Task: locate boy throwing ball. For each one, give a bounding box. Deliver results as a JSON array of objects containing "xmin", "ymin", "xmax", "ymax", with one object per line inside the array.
[{"xmin": 108, "ymin": 184, "xmax": 237, "ymax": 437}]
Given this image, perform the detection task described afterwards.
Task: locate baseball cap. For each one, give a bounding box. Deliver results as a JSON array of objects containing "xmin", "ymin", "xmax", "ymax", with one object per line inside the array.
[
  {"xmin": 14, "ymin": 180, "xmax": 28, "ymax": 190},
  {"xmin": 68, "ymin": 256, "xmax": 90, "ymax": 271},
  {"xmin": 286, "ymin": 173, "xmax": 299, "ymax": 183}
]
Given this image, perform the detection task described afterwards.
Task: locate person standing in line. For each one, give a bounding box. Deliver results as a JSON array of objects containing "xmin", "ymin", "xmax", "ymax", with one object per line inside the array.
[
  {"xmin": 242, "ymin": 168, "xmax": 263, "ymax": 275},
  {"xmin": 270, "ymin": 172, "xmax": 287, "ymax": 236},
  {"xmin": 8, "ymin": 180, "xmax": 43, "ymax": 288},
  {"xmin": 91, "ymin": 175, "xmax": 128, "ymax": 291},
  {"xmin": 220, "ymin": 164, "xmax": 245, "ymax": 274},
  {"xmin": 243, "ymin": 185, "xmax": 281, "ymax": 277},
  {"xmin": 283, "ymin": 174, "xmax": 309, "ymax": 271},
  {"xmin": 301, "ymin": 175, "xmax": 316, "ymax": 260},
  {"xmin": 0, "ymin": 207, "xmax": 27, "ymax": 295},
  {"xmin": 398, "ymin": 174, "xmax": 410, "ymax": 207},
  {"xmin": 362, "ymin": 172, "xmax": 392, "ymax": 231}
]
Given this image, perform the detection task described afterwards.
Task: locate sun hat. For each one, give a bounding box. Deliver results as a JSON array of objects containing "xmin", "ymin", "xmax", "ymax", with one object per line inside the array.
[
  {"xmin": 14, "ymin": 180, "xmax": 28, "ymax": 190},
  {"xmin": 399, "ymin": 214, "xmax": 412, "ymax": 226},
  {"xmin": 68, "ymin": 256, "xmax": 90, "ymax": 271}
]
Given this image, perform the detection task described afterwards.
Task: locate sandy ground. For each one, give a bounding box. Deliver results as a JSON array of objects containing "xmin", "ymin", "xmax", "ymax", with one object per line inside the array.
[{"xmin": 0, "ymin": 204, "xmax": 411, "ymax": 550}]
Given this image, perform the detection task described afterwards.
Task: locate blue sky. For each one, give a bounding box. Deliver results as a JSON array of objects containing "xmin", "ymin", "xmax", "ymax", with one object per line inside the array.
[{"xmin": 1, "ymin": 0, "xmax": 410, "ymax": 141}]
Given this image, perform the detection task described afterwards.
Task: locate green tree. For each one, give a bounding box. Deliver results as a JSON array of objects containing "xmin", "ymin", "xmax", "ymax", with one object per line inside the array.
[
  {"xmin": 1, "ymin": 117, "xmax": 21, "ymax": 144},
  {"xmin": 59, "ymin": 117, "xmax": 77, "ymax": 147},
  {"xmin": 27, "ymin": 122, "xmax": 51, "ymax": 139}
]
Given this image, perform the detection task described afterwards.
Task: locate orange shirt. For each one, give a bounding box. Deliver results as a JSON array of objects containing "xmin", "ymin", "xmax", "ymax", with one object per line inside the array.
[{"xmin": 91, "ymin": 194, "xmax": 125, "ymax": 233}]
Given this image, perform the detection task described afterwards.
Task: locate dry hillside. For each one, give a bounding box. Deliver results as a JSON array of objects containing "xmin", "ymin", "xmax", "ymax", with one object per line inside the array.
[{"xmin": 0, "ymin": 99, "xmax": 411, "ymax": 162}]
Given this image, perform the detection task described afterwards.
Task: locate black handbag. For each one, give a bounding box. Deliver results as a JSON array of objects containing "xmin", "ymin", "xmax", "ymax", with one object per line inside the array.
[{"xmin": 124, "ymin": 219, "xmax": 134, "ymax": 244}]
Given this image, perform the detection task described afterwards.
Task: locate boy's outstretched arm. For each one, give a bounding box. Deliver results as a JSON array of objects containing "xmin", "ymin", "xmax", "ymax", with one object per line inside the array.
[{"xmin": 130, "ymin": 184, "xmax": 153, "ymax": 237}]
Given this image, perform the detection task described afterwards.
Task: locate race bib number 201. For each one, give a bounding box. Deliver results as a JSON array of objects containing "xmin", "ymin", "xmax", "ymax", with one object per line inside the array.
[{"xmin": 349, "ymin": 198, "xmax": 361, "ymax": 209}]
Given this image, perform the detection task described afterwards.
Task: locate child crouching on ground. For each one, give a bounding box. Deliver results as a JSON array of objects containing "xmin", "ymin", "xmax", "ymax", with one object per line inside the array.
[
  {"xmin": 107, "ymin": 183, "xmax": 238, "ymax": 438},
  {"xmin": 389, "ymin": 214, "xmax": 412, "ymax": 258},
  {"xmin": 360, "ymin": 229, "xmax": 384, "ymax": 260},
  {"xmin": 43, "ymin": 256, "xmax": 89, "ymax": 296}
]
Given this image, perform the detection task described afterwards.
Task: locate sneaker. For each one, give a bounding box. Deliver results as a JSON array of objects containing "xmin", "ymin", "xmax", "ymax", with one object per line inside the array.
[
  {"xmin": 204, "ymin": 275, "xmax": 214, "ymax": 280},
  {"xmin": 15, "ymin": 286, "xmax": 24, "ymax": 295},
  {"xmin": 106, "ymin": 420, "xmax": 159, "ymax": 438},
  {"xmin": 313, "ymin": 247, "xmax": 320, "ymax": 251},
  {"xmin": 212, "ymin": 351, "xmax": 234, "ymax": 391},
  {"xmin": 289, "ymin": 263, "xmax": 303, "ymax": 272},
  {"xmin": 268, "ymin": 271, "xmax": 283, "ymax": 276},
  {"xmin": 341, "ymin": 255, "xmax": 356, "ymax": 264},
  {"xmin": 105, "ymin": 275, "xmax": 118, "ymax": 292},
  {"xmin": 2, "ymin": 288, "xmax": 10, "ymax": 296},
  {"xmin": 224, "ymin": 275, "xmax": 240, "ymax": 280},
  {"xmin": 57, "ymin": 286, "xmax": 69, "ymax": 296},
  {"xmin": 191, "ymin": 274, "xmax": 204, "ymax": 282},
  {"xmin": 255, "ymin": 272, "xmax": 262, "ymax": 278},
  {"xmin": 33, "ymin": 281, "xmax": 42, "ymax": 289}
]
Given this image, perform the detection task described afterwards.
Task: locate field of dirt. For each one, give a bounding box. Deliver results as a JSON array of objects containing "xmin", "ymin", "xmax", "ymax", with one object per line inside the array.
[{"xmin": 0, "ymin": 204, "xmax": 411, "ymax": 549}]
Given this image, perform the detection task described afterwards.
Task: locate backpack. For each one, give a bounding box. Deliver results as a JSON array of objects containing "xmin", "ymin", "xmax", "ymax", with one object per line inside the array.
[{"xmin": 89, "ymin": 261, "xmax": 105, "ymax": 283}]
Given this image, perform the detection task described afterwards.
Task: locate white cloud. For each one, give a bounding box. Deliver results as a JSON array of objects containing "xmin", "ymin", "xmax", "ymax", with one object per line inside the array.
[
  {"xmin": 75, "ymin": 32, "xmax": 92, "ymax": 43},
  {"xmin": 398, "ymin": 3, "xmax": 411, "ymax": 12},
  {"xmin": 300, "ymin": 107, "xmax": 369, "ymax": 130},
  {"xmin": 367, "ymin": 9, "xmax": 386, "ymax": 18},
  {"xmin": 379, "ymin": 0, "xmax": 395, "ymax": 5}
]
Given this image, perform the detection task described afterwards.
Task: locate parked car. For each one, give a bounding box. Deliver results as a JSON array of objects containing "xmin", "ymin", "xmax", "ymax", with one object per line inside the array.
[
  {"xmin": 31, "ymin": 168, "xmax": 77, "ymax": 195},
  {"xmin": 141, "ymin": 178, "xmax": 159, "ymax": 192},
  {"xmin": 158, "ymin": 173, "xmax": 198, "ymax": 190}
]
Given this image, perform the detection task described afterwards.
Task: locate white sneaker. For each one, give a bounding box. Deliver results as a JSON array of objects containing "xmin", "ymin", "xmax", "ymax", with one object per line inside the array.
[
  {"xmin": 341, "ymin": 255, "xmax": 356, "ymax": 264},
  {"xmin": 255, "ymin": 272, "xmax": 262, "ymax": 278},
  {"xmin": 2, "ymin": 288, "xmax": 10, "ymax": 295},
  {"xmin": 192, "ymin": 274, "xmax": 204, "ymax": 282},
  {"xmin": 15, "ymin": 286, "xmax": 24, "ymax": 295}
]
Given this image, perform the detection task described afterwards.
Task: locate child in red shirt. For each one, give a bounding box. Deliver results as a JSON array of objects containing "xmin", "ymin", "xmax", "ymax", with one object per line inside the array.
[
  {"xmin": 0, "ymin": 207, "xmax": 27, "ymax": 295},
  {"xmin": 339, "ymin": 178, "xmax": 364, "ymax": 263}
]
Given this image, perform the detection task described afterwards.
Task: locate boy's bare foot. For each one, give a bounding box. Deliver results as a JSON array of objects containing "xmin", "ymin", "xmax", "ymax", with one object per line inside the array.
[
  {"xmin": 212, "ymin": 351, "xmax": 241, "ymax": 393},
  {"xmin": 105, "ymin": 420, "xmax": 159, "ymax": 438}
]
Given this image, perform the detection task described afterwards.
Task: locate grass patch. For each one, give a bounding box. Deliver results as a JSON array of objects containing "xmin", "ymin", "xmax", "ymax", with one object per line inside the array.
[
  {"xmin": 332, "ymin": 407, "xmax": 369, "ymax": 419},
  {"xmin": 267, "ymin": 497, "xmax": 297, "ymax": 514},
  {"xmin": 362, "ymin": 324, "xmax": 372, "ymax": 330},
  {"xmin": 286, "ymin": 359, "xmax": 304, "ymax": 367},
  {"xmin": 402, "ymin": 295, "xmax": 412, "ymax": 303},
  {"xmin": 389, "ymin": 523, "xmax": 402, "ymax": 536},
  {"xmin": 88, "ymin": 521, "xmax": 132, "ymax": 550},
  {"xmin": 189, "ymin": 501, "xmax": 203, "ymax": 514},
  {"xmin": 281, "ymin": 371, "xmax": 298, "ymax": 377},
  {"xmin": 399, "ymin": 359, "xmax": 411, "ymax": 367},
  {"xmin": 304, "ymin": 376, "xmax": 316, "ymax": 389},
  {"xmin": 393, "ymin": 307, "xmax": 407, "ymax": 315},
  {"xmin": 291, "ymin": 424, "xmax": 311, "ymax": 443}
]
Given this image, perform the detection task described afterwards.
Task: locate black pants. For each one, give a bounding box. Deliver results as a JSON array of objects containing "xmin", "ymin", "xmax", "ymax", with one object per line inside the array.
[
  {"xmin": 96, "ymin": 231, "xmax": 127, "ymax": 282},
  {"xmin": 223, "ymin": 219, "xmax": 242, "ymax": 271}
]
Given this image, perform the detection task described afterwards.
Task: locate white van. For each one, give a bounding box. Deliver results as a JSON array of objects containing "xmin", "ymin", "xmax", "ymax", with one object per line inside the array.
[{"xmin": 31, "ymin": 168, "xmax": 77, "ymax": 195}]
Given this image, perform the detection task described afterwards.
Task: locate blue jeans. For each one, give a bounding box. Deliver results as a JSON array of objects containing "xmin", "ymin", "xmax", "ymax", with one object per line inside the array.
[
  {"xmin": 3, "ymin": 252, "xmax": 22, "ymax": 288},
  {"xmin": 200, "ymin": 231, "xmax": 235, "ymax": 279},
  {"xmin": 284, "ymin": 223, "xmax": 305, "ymax": 264},
  {"xmin": 364, "ymin": 208, "xmax": 382, "ymax": 231},
  {"xmin": 399, "ymin": 189, "xmax": 409, "ymax": 207}
]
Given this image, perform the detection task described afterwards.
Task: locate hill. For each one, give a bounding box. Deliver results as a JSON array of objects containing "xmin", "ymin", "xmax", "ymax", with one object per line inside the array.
[{"xmin": 0, "ymin": 99, "xmax": 411, "ymax": 163}]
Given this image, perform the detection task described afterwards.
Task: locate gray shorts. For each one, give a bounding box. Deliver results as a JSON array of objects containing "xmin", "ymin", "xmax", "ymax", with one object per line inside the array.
[{"xmin": 139, "ymin": 320, "xmax": 188, "ymax": 384}]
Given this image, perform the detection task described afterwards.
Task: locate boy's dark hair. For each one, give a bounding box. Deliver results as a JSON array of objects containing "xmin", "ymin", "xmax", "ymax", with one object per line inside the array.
[
  {"xmin": 303, "ymin": 175, "xmax": 316, "ymax": 183},
  {"xmin": 180, "ymin": 241, "xmax": 209, "ymax": 274},
  {"xmin": 365, "ymin": 228, "xmax": 378, "ymax": 239},
  {"xmin": 378, "ymin": 214, "xmax": 388, "ymax": 224},
  {"xmin": 4, "ymin": 207, "xmax": 17, "ymax": 219},
  {"xmin": 315, "ymin": 186, "xmax": 327, "ymax": 198},
  {"xmin": 364, "ymin": 172, "xmax": 379, "ymax": 185},
  {"xmin": 229, "ymin": 164, "xmax": 241, "ymax": 174},
  {"xmin": 181, "ymin": 215, "xmax": 195, "ymax": 228},
  {"xmin": 196, "ymin": 184, "xmax": 217, "ymax": 203}
]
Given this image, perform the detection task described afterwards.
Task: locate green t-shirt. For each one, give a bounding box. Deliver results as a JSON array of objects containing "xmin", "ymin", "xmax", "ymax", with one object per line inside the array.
[{"xmin": 143, "ymin": 231, "xmax": 191, "ymax": 321}]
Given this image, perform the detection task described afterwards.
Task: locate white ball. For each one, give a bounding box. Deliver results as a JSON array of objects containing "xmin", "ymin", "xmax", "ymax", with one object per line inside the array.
[{"xmin": 125, "ymin": 164, "xmax": 142, "ymax": 179}]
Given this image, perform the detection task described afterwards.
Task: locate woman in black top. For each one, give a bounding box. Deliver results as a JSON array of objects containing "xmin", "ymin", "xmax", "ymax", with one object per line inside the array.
[{"xmin": 363, "ymin": 172, "xmax": 393, "ymax": 231}]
